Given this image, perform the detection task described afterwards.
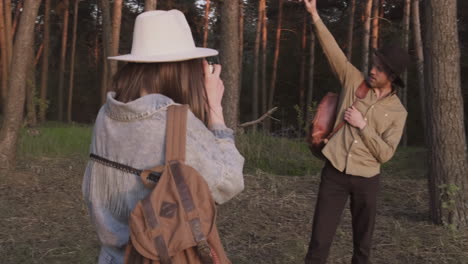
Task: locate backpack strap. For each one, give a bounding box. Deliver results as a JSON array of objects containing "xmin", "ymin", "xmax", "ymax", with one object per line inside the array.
[
  {"xmin": 165, "ymin": 105, "xmax": 189, "ymax": 162},
  {"xmin": 325, "ymin": 81, "xmax": 370, "ymax": 141}
]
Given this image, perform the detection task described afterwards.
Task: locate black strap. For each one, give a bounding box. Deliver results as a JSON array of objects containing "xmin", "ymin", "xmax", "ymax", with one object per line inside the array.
[{"xmin": 89, "ymin": 153, "xmax": 162, "ymax": 183}]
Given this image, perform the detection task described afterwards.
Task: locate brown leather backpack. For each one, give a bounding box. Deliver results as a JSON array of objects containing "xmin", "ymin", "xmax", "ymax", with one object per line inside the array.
[
  {"xmin": 124, "ymin": 105, "xmax": 231, "ymax": 264},
  {"xmin": 308, "ymin": 81, "xmax": 370, "ymax": 160}
]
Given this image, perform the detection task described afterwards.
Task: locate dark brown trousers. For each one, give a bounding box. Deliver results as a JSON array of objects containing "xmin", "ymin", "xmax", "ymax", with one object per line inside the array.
[{"xmin": 304, "ymin": 162, "xmax": 380, "ymax": 264}]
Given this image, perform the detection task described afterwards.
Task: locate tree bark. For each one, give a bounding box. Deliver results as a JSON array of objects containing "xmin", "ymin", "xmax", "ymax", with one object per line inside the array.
[
  {"xmin": 67, "ymin": 0, "xmax": 80, "ymax": 123},
  {"xmin": 144, "ymin": 0, "xmax": 157, "ymax": 11},
  {"xmin": 239, "ymin": 0, "xmax": 244, "ymax": 94},
  {"xmin": 306, "ymin": 23, "xmax": 316, "ymax": 121},
  {"xmin": 0, "ymin": 1, "xmax": 8, "ymax": 110},
  {"xmin": 260, "ymin": 0, "xmax": 268, "ymax": 116},
  {"xmin": 57, "ymin": 0, "xmax": 70, "ymax": 121},
  {"xmin": 39, "ymin": 0, "xmax": 50, "ymax": 123},
  {"xmin": 99, "ymin": 0, "xmax": 113, "ymax": 105},
  {"xmin": 0, "ymin": 0, "xmax": 41, "ymax": 170},
  {"xmin": 11, "ymin": 0, "xmax": 23, "ymax": 40},
  {"xmin": 110, "ymin": 0, "xmax": 122, "ymax": 79},
  {"xmin": 411, "ymin": 0, "xmax": 426, "ymax": 134},
  {"xmin": 4, "ymin": 0, "xmax": 12, "ymax": 68},
  {"xmin": 251, "ymin": 0, "xmax": 264, "ymax": 128},
  {"xmin": 345, "ymin": 0, "xmax": 356, "ymax": 59},
  {"xmin": 361, "ymin": 0, "xmax": 373, "ymax": 75},
  {"xmin": 26, "ymin": 43, "xmax": 37, "ymax": 127},
  {"xmin": 219, "ymin": 0, "xmax": 240, "ymax": 129},
  {"xmin": 203, "ymin": 0, "xmax": 211, "ymax": 48},
  {"xmin": 424, "ymin": 0, "xmax": 468, "ymax": 227},
  {"xmin": 370, "ymin": 0, "xmax": 380, "ymax": 50},
  {"xmin": 400, "ymin": 0, "xmax": 411, "ymax": 146},
  {"xmin": 268, "ymin": 0, "xmax": 283, "ymax": 112}
]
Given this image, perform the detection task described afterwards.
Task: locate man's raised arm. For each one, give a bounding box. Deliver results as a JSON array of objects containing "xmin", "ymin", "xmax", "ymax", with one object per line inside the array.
[{"xmin": 303, "ymin": 0, "xmax": 363, "ymax": 89}]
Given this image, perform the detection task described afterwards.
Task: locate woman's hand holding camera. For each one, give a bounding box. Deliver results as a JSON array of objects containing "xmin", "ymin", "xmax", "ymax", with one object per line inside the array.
[{"xmin": 203, "ymin": 59, "xmax": 225, "ymax": 127}]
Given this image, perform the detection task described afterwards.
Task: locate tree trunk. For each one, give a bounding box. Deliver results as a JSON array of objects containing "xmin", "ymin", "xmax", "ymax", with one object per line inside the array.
[
  {"xmin": 424, "ymin": 0, "xmax": 468, "ymax": 227},
  {"xmin": 400, "ymin": 0, "xmax": 411, "ymax": 146},
  {"xmin": 39, "ymin": 0, "xmax": 50, "ymax": 123},
  {"xmin": 57, "ymin": 0, "xmax": 70, "ymax": 121},
  {"xmin": 203, "ymin": 0, "xmax": 211, "ymax": 47},
  {"xmin": 110, "ymin": 0, "xmax": 122, "ymax": 79},
  {"xmin": 11, "ymin": 0, "xmax": 23, "ymax": 40},
  {"xmin": 4, "ymin": 0, "xmax": 12, "ymax": 68},
  {"xmin": 0, "ymin": 1, "xmax": 8, "ymax": 110},
  {"xmin": 144, "ymin": 0, "xmax": 157, "ymax": 11},
  {"xmin": 239, "ymin": 0, "xmax": 244, "ymax": 94},
  {"xmin": 0, "ymin": 0, "xmax": 41, "ymax": 170},
  {"xmin": 219, "ymin": 0, "xmax": 240, "ymax": 129},
  {"xmin": 299, "ymin": 15, "xmax": 307, "ymax": 117},
  {"xmin": 34, "ymin": 42, "xmax": 44, "ymax": 66},
  {"xmin": 251, "ymin": 0, "xmax": 264, "ymax": 129},
  {"xmin": 370, "ymin": 0, "xmax": 380, "ymax": 50},
  {"xmin": 99, "ymin": 0, "xmax": 113, "ymax": 105},
  {"xmin": 260, "ymin": 0, "xmax": 268, "ymax": 116},
  {"xmin": 67, "ymin": 0, "xmax": 79, "ymax": 123},
  {"xmin": 411, "ymin": 0, "xmax": 426, "ymax": 134},
  {"xmin": 361, "ymin": 0, "xmax": 373, "ymax": 75},
  {"xmin": 268, "ymin": 0, "xmax": 283, "ymax": 112},
  {"xmin": 306, "ymin": 24, "xmax": 316, "ymax": 122},
  {"xmin": 346, "ymin": 0, "xmax": 356, "ymax": 59},
  {"xmin": 26, "ymin": 43, "xmax": 37, "ymax": 127}
]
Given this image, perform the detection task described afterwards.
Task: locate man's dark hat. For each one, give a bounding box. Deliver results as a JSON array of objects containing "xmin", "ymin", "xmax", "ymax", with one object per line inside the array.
[{"xmin": 373, "ymin": 44, "xmax": 411, "ymax": 88}]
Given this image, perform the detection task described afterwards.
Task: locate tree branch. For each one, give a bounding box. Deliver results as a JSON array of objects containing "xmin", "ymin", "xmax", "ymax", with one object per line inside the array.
[{"xmin": 238, "ymin": 107, "xmax": 278, "ymax": 128}]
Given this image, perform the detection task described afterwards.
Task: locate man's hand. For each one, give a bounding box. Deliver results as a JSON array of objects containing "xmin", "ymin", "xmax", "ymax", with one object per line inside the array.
[{"xmin": 344, "ymin": 106, "xmax": 367, "ymax": 130}]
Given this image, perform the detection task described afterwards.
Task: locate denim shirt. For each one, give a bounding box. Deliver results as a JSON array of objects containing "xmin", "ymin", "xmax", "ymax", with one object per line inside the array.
[{"xmin": 82, "ymin": 92, "xmax": 245, "ymax": 264}]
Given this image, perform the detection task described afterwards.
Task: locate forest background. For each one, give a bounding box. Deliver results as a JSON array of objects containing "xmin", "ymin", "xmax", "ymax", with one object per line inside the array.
[{"xmin": 0, "ymin": 0, "xmax": 468, "ymax": 263}]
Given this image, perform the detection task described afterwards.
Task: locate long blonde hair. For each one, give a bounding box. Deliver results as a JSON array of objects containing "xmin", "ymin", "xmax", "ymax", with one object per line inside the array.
[{"xmin": 112, "ymin": 59, "xmax": 210, "ymax": 125}]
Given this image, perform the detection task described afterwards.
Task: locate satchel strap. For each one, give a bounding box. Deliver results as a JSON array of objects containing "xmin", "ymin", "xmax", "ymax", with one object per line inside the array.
[
  {"xmin": 326, "ymin": 81, "xmax": 370, "ymax": 140},
  {"xmin": 166, "ymin": 105, "xmax": 189, "ymax": 162},
  {"xmin": 141, "ymin": 196, "xmax": 172, "ymax": 264},
  {"xmin": 169, "ymin": 161, "xmax": 214, "ymax": 264}
]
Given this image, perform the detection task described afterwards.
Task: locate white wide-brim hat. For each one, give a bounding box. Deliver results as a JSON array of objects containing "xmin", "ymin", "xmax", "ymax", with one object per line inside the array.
[{"xmin": 108, "ymin": 10, "xmax": 218, "ymax": 62}]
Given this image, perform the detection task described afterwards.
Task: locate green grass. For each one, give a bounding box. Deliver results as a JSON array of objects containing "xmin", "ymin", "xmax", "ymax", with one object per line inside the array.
[
  {"xmin": 18, "ymin": 122, "xmax": 92, "ymax": 159},
  {"xmin": 236, "ymin": 132, "xmax": 323, "ymax": 176}
]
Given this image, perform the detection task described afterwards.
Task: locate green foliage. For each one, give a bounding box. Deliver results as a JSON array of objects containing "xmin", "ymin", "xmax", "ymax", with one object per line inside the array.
[
  {"xmin": 236, "ymin": 131, "xmax": 323, "ymax": 176},
  {"xmin": 438, "ymin": 183, "xmax": 461, "ymax": 229},
  {"xmin": 17, "ymin": 122, "xmax": 92, "ymax": 159}
]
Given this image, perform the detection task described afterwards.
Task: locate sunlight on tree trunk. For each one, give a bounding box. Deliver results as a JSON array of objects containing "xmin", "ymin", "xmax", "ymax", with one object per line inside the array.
[
  {"xmin": 268, "ymin": 0, "xmax": 283, "ymax": 114},
  {"xmin": 67, "ymin": 0, "xmax": 80, "ymax": 123},
  {"xmin": 145, "ymin": 0, "xmax": 157, "ymax": 11},
  {"xmin": 0, "ymin": 0, "xmax": 41, "ymax": 170},
  {"xmin": 361, "ymin": 0, "xmax": 373, "ymax": 75},
  {"xmin": 57, "ymin": 0, "xmax": 70, "ymax": 121},
  {"xmin": 99, "ymin": 0, "xmax": 113, "ymax": 105},
  {"xmin": 260, "ymin": 1, "xmax": 268, "ymax": 117},
  {"xmin": 251, "ymin": 0, "xmax": 264, "ymax": 130},
  {"xmin": 203, "ymin": 0, "xmax": 211, "ymax": 48},
  {"xmin": 370, "ymin": 0, "xmax": 380, "ymax": 50},
  {"xmin": 346, "ymin": 0, "xmax": 356, "ymax": 60},
  {"xmin": 110, "ymin": 0, "xmax": 122, "ymax": 79}
]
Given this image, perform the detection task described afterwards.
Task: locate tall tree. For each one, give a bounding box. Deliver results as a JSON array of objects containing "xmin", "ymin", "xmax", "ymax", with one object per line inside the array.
[
  {"xmin": 25, "ymin": 43, "xmax": 37, "ymax": 127},
  {"xmin": 268, "ymin": 0, "xmax": 283, "ymax": 112},
  {"xmin": 39, "ymin": 0, "xmax": 50, "ymax": 122},
  {"xmin": 411, "ymin": 0, "xmax": 426, "ymax": 133},
  {"xmin": 0, "ymin": 0, "xmax": 42, "ymax": 170},
  {"xmin": 219, "ymin": 0, "xmax": 240, "ymax": 129},
  {"xmin": 67, "ymin": 0, "xmax": 80, "ymax": 123},
  {"xmin": 251, "ymin": 0, "xmax": 264, "ymax": 127},
  {"xmin": 370, "ymin": 0, "xmax": 380, "ymax": 50},
  {"xmin": 400, "ymin": 0, "xmax": 411, "ymax": 146},
  {"xmin": 99, "ymin": 0, "xmax": 113, "ymax": 105},
  {"xmin": 424, "ymin": 0, "xmax": 468, "ymax": 227},
  {"xmin": 361, "ymin": 0, "xmax": 373, "ymax": 74},
  {"xmin": 145, "ymin": 0, "xmax": 157, "ymax": 11},
  {"xmin": 298, "ymin": 15, "xmax": 307, "ymax": 116},
  {"xmin": 239, "ymin": 0, "xmax": 244, "ymax": 93},
  {"xmin": 306, "ymin": 21, "xmax": 316, "ymax": 121},
  {"xmin": 57, "ymin": 0, "xmax": 70, "ymax": 121},
  {"xmin": 4, "ymin": 0, "xmax": 12, "ymax": 68},
  {"xmin": 203, "ymin": 0, "xmax": 211, "ymax": 47},
  {"xmin": 11, "ymin": 0, "xmax": 23, "ymax": 40},
  {"xmin": 345, "ymin": 0, "xmax": 356, "ymax": 59},
  {"xmin": 260, "ymin": 0, "xmax": 268, "ymax": 115},
  {"xmin": 0, "ymin": 0, "xmax": 8, "ymax": 109},
  {"xmin": 110, "ymin": 0, "xmax": 122, "ymax": 79}
]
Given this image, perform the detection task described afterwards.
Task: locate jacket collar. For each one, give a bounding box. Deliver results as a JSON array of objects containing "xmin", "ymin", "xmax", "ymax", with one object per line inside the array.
[{"xmin": 105, "ymin": 92, "xmax": 175, "ymax": 121}]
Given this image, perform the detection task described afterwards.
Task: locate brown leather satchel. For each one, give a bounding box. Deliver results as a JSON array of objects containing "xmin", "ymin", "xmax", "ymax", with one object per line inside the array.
[
  {"xmin": 308, "ymin": 81, "xmax": 370, "ymax": 160},
  {"xmin": 124, "ymin": 105, "xmax": 231, "ymax": 264}
]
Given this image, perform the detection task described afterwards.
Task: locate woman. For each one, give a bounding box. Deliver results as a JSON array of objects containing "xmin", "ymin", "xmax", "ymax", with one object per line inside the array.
[{"xmin": 82, "ymin": 10, "xmax": 245, "ymax": 264}]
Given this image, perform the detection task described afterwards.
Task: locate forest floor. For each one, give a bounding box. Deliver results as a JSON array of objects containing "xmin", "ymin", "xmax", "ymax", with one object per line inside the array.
[{"xmin": 1, "ymin": 125, "xmax": 467, "ymax": 264}]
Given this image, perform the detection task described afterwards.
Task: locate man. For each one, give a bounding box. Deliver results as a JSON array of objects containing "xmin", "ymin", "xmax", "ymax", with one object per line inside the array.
[{"xmin": 301, "ymin": 0, "xmax": 410, "ymax": 263}]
